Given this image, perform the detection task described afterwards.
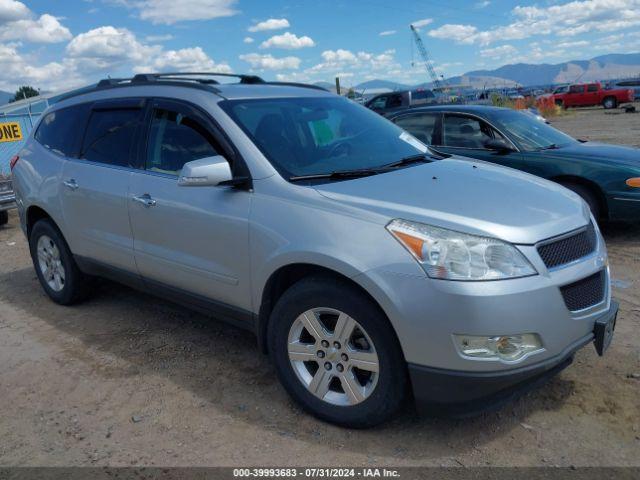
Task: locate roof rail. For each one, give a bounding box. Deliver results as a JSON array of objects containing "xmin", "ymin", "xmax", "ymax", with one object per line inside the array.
[
  {"xmin": 263, "ymin": 81, "xmax": 328, "ymax": 91},
  {"xmin": 131, "ymin": 72, "xmax": 266, "ymax": 85}
]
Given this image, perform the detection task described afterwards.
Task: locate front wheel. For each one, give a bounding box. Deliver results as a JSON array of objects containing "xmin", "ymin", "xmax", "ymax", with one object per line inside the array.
[
  {"xmin": 29, "ymin": 219, "xmax": 89, "ymax": 305},
  {"xmin": 268, "ymin": 277, "xmax": 408, "ymax": 428}
]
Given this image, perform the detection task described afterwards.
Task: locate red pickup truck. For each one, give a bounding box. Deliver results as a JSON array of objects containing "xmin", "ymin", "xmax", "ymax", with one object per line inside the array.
[{"xmin": 553, "ymin": 82, "xmax": 634, "ymax": 109}]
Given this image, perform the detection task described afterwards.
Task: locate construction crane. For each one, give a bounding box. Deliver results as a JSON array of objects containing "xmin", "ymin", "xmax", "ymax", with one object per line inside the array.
[{"xmin": 410, "ymin": 24, "xmax": 446, "ymax": 91}]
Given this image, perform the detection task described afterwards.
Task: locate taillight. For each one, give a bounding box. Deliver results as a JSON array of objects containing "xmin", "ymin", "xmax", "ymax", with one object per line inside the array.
[{"xmin": 9, "ymin": 155, "xmax": 19, "ymax": 171}]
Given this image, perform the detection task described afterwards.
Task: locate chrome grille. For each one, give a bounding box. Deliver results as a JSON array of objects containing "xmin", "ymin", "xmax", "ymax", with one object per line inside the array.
[
  {"xmin": 537, "ymin": 223, "xmax": 597, "ymax": 269},
  {"xmin": 560, "ymin": 271, "xmax": 605, "ymax": 312}
]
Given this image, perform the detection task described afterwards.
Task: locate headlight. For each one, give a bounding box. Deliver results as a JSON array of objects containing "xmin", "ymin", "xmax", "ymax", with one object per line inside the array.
[{"xmin": 386, "ymin": 219, "xmax": 536, "ymax": 281}]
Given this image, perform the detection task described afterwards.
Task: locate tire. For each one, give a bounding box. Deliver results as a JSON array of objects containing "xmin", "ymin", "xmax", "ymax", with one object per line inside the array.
[
  {"xmin": 0, "ymin": 210, "xmax": 8, "ymax": 226},
  {"xmin": 603, "ymin": 97, "xmax": 617, "ymax": 109},
  {"xmin": 561, "ymin": 182, "xmax": 601, "ymax": 220},
  {"xmin": 555, "ymin": 99, "xmax": 564, "ymax": 107},
  {"xmin": 29, "ymin": 219, "xmax": 89, "ymax": 305},
  {"xmin": 268, "ymin": 276, "xmax": 408, "ymax": 428}
]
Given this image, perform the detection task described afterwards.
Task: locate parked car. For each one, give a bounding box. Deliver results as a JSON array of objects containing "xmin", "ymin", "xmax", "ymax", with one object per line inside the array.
[
  {"xmin": 0, "ymin": 174, "xmax": 16, "ymax": 226},
  {"xmin": 12, "ymin": 73, "xmax": 617, "ymax": 427},
  {"xmin": 365, "ymin": 88, "xmax": 435, "ymax": 116},
  {"xmin": 553, "ymin": 82, "xmax": 634, "ymax": 109},
  {"xmin": 606, "ymin": 79, "xmax": 640, "ymax": 99},
  {"xmin": 388, "ymin": 105, "xmax": 640, "ymax": 222}
]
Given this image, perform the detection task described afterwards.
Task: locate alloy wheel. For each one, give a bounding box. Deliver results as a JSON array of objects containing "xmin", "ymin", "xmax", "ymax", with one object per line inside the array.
[
  {"xmin": 287, "ymin": 307, "xmax": 379, "ymax": 406},
  {"xmin": 36, "ymin": 235, "xmax": 65, "ymax": 292}
]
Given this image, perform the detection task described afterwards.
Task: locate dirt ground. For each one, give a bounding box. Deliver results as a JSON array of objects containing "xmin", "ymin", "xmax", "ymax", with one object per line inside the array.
[{"xmin": 1, "ymin": 108, "xmax": 639, "ymax": 467}]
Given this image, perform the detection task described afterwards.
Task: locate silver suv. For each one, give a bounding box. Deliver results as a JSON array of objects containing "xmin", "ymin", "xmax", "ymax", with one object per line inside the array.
[{"xmin": 12, "ymin": 73, "xmax": 617, "ymax": 427}]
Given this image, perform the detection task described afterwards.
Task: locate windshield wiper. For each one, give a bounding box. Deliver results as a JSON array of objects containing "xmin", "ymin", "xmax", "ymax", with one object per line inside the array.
[
  {"xmin": 289, "ymin": 168, "xmax": 382, "ymax": 182},
  {"xmin": 382, "ymin": 153, "xmax": 434, "ymax": 169},
  {"xmin": 537, "ymin": 143, "xmax": 560, "ymax": 151}
]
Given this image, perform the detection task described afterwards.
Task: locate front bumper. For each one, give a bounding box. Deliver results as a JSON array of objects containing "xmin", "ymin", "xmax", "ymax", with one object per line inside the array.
[{"xmin": 408, "ymin": 301, "xmax": 617, "ymax": 415}]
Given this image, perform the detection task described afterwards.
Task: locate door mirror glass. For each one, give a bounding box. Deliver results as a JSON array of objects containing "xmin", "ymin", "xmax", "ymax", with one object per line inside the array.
[
  {"xmin": 484, "ymin": 138, "xmax": 514, "ymax": 152},
  {"xmin": 178, "ymin": 156, "xmax": 233, "ymax": 186}
]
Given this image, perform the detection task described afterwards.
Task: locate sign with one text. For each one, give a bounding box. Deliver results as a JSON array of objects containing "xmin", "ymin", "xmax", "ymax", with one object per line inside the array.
[{"xmin": 0, "ymin": 122, "xmax": 23, "ymax": 143}]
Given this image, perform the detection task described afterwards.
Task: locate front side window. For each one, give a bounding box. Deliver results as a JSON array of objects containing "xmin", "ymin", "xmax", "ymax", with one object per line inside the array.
[
  {"xmin": 35, "ymin": 105, "xmax": 87, "ymax": 157},
  {"xmin": 489, "ymin": 109, "xmax": 576, "ymax": 151},
  {"xmin": 146, "ymin": 108, "xmax": 221, "ymax": 176},
  {"xmin": 394, "ymin": 113, "xmax": 439, "ymax": 145},
  {"xmin": 569, "ymin": 85, "xmax": 583, "ymax": 94},
  {"xmin": 81, "ymin": 108, "xmax": 142, "ymax": 167},
  {"xmin": 369, "ymin": 96, "xmax": 387, "ymax": 109},
  {"xmin": 442, "ymin": 115, "xmax": 500, "ymax": 149},
  {"xmin": 220, "ymin": 96, "xmax": 429, "ymax": 178}
]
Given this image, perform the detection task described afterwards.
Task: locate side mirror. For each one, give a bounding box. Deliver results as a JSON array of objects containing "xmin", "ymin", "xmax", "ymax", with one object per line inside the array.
[
  {"xmin": 484, "ymin": 138, "xmax": 514, "ymax": 153},
  {"xmin": 178, "ymin": 156, "xmax": 233, "ymax": 187}
]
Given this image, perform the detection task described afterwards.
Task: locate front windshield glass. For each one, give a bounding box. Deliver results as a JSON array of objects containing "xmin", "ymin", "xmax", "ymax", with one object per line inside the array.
[
  {"xmin": 220, "ymin": 96, "xmax": 428, "ymax": 178},
  {"xmin": 490, "ymin": 109, "xmax": 577, "ymax": 151}
]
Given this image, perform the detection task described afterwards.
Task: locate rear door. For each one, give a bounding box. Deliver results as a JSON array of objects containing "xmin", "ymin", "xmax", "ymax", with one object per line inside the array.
[
  {"xmin": 392, "ymin": 111, "xmax": 441, "ymax": 145},
  {"xmin": 566, "ymin": 85, "xmax": 585, "ymax": 107},
  {"xmin": 60, "ymin": 98, "xmax": 145, "ymax": 273},
  {"xmin": 128, "ymin": 98, "xmax": 252, "ymax": 313},
  {"xmin": 584, "ymin": 84, "xmax": 600, "ymax": 106}
]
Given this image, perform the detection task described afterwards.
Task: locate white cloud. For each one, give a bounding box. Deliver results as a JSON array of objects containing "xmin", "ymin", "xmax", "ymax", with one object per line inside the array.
[
  {"xmin": 127, "ymin": 0, "xmax": 238, "ymax": 25},
  {"xmin": 145, "ymin": 34, "xmax": 174, "ymax": 42},
  {"xmin": 66, "ymin": 26, "xmax": 157, "ymax": 68},
  {"xmin": 243, "ymin": 36, "xmax": 254, "ymax": 44},
  {"xmin": 556, "ymin": 40, "xmax": 590, "ymax": 48},
  {"xmin": 427, "ymin": 24, "xmax": 478, "ymax": 44},
  {"xmin": 260, "ymin": 32, "xmax": 315, "ymax": 50},
  {"xmin": 0, "ymin": 0, "xmax": 29, "ymax": 22},
  {"xmin": 0, "ymin": 14, "xmax": 72, "ymax": 43},
  {"xmin": 248, "ymin": 18, "xmax": 289, "ymax": 32},
  {"xmin": 0, "ymin": 1, "xmax": 71, "ymax": 44},
  {"xmin": 411, "ymin": 18, "xmax": 433, "ymax": 28},
  {"xmin": 379, "ymin": 30, "xmax": 396, "ymax": 36},
  {"xmin": 475, "ymin": 1, "xmax": 490, "ymax": 8},
  {"xmin": 428, "ymin": 0, "xmax": 640, "ymax": 46},
  {"xmin": 135, "ymin": 46, "xmax": 231, "ymax": 73},
  {"xmin": 239, "ymin": 53, "xmax": 301, "ymax": 70},
  {"xmin": 320, "ymin": 49, "xmax": 357, "ymax": 63},
  {"xmin": 479, "ymin": 44, "xmax": 518, "ymax": 59}
]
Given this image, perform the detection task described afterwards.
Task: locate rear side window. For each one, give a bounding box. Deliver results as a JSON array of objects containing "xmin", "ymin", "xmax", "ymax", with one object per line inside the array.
[
  {"xmin": 35, "ymin": 105, "xmax": 87, "ymax": 157},
  {"xmin": 146, "ymin": 107, "xmax": 221, "ymax": 176},
  {"xmin": 394, "ymin": 113, "xmax": 439, "ymax": 144},
  {"xmin": 587, "ymin": 84, "xmax": 598, "ymax": 92},
  {"xmin": 81, "ymin": 108, "xmax": 142, "ymax": 167}
]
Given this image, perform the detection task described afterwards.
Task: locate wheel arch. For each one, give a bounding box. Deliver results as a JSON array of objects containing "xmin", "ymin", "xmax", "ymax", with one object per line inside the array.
[
  {"xmin": 26, "ymin": 205, "xmax": 56, "ymax": 238},
  {"xmin": 256, "ymin": 263, "xmax": 399, "ymax": 357},
  {"xmin": 550, "ymin": 175, "xmax": 608, "ymax": 219}
]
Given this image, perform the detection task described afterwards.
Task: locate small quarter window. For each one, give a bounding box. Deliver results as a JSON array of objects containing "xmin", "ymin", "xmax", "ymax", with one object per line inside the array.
[{"xmin": 34, "ymin": 105, "xmax": 88, "ymax": 157}]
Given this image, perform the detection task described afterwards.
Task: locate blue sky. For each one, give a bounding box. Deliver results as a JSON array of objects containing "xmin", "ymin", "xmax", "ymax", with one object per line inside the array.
[{"xmin": 1, "ymin": 0, "xmax": 639, "ymax": 92}]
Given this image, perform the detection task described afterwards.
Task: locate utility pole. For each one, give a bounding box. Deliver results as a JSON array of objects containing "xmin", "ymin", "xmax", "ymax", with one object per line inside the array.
[{"xmin": 335, "ymin": 77, "xmax": 341, "ymax": 96}]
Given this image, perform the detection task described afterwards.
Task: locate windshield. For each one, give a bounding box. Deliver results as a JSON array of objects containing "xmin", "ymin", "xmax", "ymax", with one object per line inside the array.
[
  {"xmin": 219, "ymin": 96, "xmax": 428, "ymax": 178},
  {"xmin": 490, "ymin": 109, "xmax": 577, "ymax": 151}
]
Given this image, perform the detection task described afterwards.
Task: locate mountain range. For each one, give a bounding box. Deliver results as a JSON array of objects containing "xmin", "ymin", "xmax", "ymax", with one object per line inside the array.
[{"xmin": 345, "ymin": 52, "xmax": 640, "ymax": 92}]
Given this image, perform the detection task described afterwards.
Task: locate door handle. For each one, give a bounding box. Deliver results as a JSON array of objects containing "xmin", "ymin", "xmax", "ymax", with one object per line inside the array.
[
  {"xmin": 132, "ymin": 193, "xmax": 156, "ymax": 208},
  {"xmin": 63, "ymin": 179, "xmax": 79, "ymax": 190}
]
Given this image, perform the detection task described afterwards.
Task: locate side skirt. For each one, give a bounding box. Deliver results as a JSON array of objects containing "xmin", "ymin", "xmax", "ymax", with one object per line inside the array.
[{"xmin": 74, "ymin": 255, "xmax": 257, "ymax": 334}]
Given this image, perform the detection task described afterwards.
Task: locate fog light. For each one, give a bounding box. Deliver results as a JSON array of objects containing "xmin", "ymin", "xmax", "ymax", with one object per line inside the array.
[{"xmin": 454, "ymin": 333, "xmax": 543, "ymax": 362}]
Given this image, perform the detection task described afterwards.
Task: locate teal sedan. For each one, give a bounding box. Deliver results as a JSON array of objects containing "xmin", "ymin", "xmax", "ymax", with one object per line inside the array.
[{"xmin": 388, "ymin": 105, "xmax": 640, "ymax": 222}]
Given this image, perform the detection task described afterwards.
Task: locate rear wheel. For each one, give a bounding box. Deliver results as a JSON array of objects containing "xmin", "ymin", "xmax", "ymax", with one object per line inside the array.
[
  {"xmin": 268, "ymin": 277, "xmax": 408, "ymax": 428},
  {"xmin": 0, "ymin": 210, "xmax": 8, "ymax": 226},
  {"xmin": 560, "ymin": 182, "xmax": 601, "ymax": 220},
  {"xmin": 603, "ymin": 97, "xmax": 617, "ymax": 109},
  {"xmin": 29, "ymin": 219, "xmax": 89, "ymax": 305}
]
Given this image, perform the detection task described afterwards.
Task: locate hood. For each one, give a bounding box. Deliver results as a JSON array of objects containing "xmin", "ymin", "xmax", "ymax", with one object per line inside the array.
[
  {"xmin": 314, "ymin": 158, "xmax": 590, "ymax": 245},
  {"xmin": 545, "ymin": 142, "xmax": 640, "ymax": 168}
]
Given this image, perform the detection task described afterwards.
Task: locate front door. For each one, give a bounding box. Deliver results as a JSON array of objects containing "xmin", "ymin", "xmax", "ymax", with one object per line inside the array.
[{"xmin": 128, "ymin": 99, "xmax": 252, "ymax": 313}]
